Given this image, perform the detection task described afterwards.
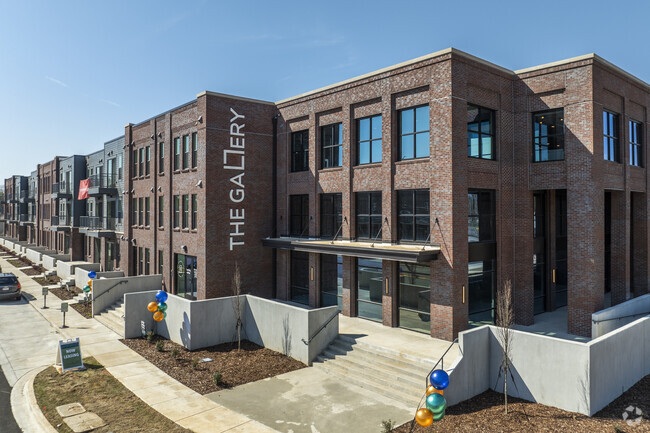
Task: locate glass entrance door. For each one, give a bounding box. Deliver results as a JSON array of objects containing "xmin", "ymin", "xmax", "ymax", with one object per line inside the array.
[
  {"xmin": 398, "ymin": 263, "xmax": 431, "ymax": 333},
  {"xmin": 533, "ymin": 192, "xmax": 547, "ymax": 314},
  {"xmin": 356, "ymin": 258, "xmax": 382, "ymax": 321},
  {"xmin": 175, "ymin": 253, "xmax": 197, "ymax": 300}
]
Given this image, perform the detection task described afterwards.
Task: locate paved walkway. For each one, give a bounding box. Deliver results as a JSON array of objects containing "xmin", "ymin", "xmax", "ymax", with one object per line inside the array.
[
  {"xmin": 0, "ymin": 256, "xmax": 277, "ymax": 433},
  {"xmin": 513, "ymin": 307, "xmax": 590, "ymax": 342}
]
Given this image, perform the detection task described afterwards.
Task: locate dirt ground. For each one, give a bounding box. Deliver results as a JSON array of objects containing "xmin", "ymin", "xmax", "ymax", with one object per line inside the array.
[
  {"xmin": 120, "ymin": 336, "xmax": 306, "ymax": 395},
  {"xmin": 393, "ymin": 375, "xmax": 650, "ymax": 433},
  {"xmin": 33, "ymin": 357, "xmax": 192, "ymax": 433},
  {"xmin": 33, "ymin": 275, "xmax": 62, "ymax": 286}
]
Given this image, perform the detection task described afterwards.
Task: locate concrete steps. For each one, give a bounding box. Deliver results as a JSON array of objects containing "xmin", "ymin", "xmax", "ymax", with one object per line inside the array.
[
  {"xmin": 312, "ymin": 335, "xmax": 439, "ymax": 408},
  {"xmin": 94, "ymin": 300, "xmax": 125, "ymax": 337}
]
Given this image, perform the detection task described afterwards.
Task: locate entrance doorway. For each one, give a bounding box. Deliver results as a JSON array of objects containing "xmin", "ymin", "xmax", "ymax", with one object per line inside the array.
[
  {"xmin": 356, "ymin": 258, "xmax": 382, "ymax": 321},
  {"xmin": 175, "ymin": 253, "xmax": 197, "ymax": 300},
  {"xmin": 397, "ymin": 262, "xmax": 431, "ymax": 333}
]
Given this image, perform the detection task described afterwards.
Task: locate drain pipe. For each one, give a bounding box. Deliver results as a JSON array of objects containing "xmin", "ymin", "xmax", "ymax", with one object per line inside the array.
[{"xmin": 272, "ymin": 113, "xmax": 278, "ymax": 299}]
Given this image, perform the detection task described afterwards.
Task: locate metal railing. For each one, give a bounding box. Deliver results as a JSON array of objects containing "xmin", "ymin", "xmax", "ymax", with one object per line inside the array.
[
  {"xmin": 51, "ymin": 215, "xmax": 71, "ymax": 226},
  {"xmin": 88, "ymin": 174, "xmax": 118, "ymax": 189},
  {"xmin": 80, "ymin": 216, "xmax": 121, "ymax": 231},
  {"xmin": 19, "ymin": 190, "xmax": 27, "ymax": 200},
  {"xmin": 52, "ymin": 182, "xmax": 70, "ymax": 194},
  {"xmin": 301, "ymin": 310, "xmax": 340, "ymax": 345},
  {"xmin": 19, "ymin": 214, "xmax": 28, "ymax": 222}
]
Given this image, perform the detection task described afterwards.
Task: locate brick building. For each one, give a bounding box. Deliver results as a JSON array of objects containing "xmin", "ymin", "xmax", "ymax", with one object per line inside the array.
[
  {"xmin": 36, "ymin": 157, "xmax": 64, "ymax": 251},
  {"xmin": 2, "ymin": 48, "xmax": 648, "ymax": 340}
]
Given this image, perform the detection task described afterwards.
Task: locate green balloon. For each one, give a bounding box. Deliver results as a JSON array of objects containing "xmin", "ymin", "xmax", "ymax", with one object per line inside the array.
[
  {"xmin": 157, "ymin": 302, "xmax": 167, "ymax": 312},
  {"xmin": 426, "ymin": 393, "xmax": 446, "ymax": 414},
  {"xmin": 163, "ymin": 311, "xmax": 167, "ymax": 319},
  {"xmin": 82, "ymin": 285, "xmax": 91, "ymax": 293},
  {"xmin": 432, "ymin": 409, "xmax": 445, "ymax": 421}
]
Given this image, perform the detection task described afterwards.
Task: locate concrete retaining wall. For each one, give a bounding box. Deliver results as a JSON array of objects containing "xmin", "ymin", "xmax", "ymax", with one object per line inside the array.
[
  {"xmin": 25, "ymin": 248, "xmax": 45, "ymax": 265},
  {"xmin": 73, "ymin": 266, "xmax": 122, "ymax": 289},
  {"xmin": 42, "ymin": 253, "xmax": 69, "ymax": 270},
  {"xmin": 124, "ymin": 292, "xmax": 339, "ymax": 365},
  {"xmin": 56, "ymin": 261, "xmax": 96, "ymax": 280},
  {"xmin": 447, "ymin": 317, "xmax": 650, "ymax": 416},
  {"xmin": 592, "ymin": 294, "xmax": 650, "ymax": 337},
  {"xmin": 93, "ymin": 275, "xmax": 162, "ymax": 316}
]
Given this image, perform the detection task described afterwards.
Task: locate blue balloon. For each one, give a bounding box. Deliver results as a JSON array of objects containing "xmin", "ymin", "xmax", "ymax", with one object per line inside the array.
[
  {"xmin": 430, "ymin": 369, "xmax": 449, "ymax": 390},
  {"xmin": 155, "ymin": 290, "xmax": 168, "ymax": 303},
  {"xmin": 88, "ymin": 271, "xmax": 97, "ymax": 279},
  {"xmin": 425, "ymin": 393, "xmax": 447, "ymax": 414}
]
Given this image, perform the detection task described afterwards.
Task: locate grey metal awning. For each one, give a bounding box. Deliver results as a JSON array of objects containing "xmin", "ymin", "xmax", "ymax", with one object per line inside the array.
[{"xmin": 261, "ymin": 237, "xmax": 440, "ymax": 263}]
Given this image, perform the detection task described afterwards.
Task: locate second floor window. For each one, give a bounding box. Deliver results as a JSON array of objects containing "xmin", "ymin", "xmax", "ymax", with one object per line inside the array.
[
  {"xmin": 321, "ymin": 123, "xmax": 342, "ymax": 169},
  {"xmin": 533, "ymin": 109, "xmax": 564, "ymax": 162},
  {"xmin": 139, "ymin": 148, "xmax": 144, "ymax": 176},
  {"xmin": 468, "ymin": 190, "xmax": 495, "ymax": 243},
  {"xmin": 630, "ymin": 120, "xmax": 643, "ymax": 167},
  {"xmin": 138, "ymin": 197, "xmax": 143, "ymax": 226},
  {"xmin": 604, "ymin": 111, "xmax": 620, "ymax": 162},
  {"xmin": 320, "ymin": 193, "xmax": 342, "ymax": 239},
  {"xmin": 291, "ymin": 130, "xmax": 309, "ymax": 172},
  {"xmin": 191, "ymin": 194, "xmax": 197, "ymax": 229},
  {"xmin": 182, "ymin": 194, "xmax": 189, "ymax": 228},
  {"xmin": 183, "ymin": 135, "xmax": 190, "ymax": 169},
  {"xmin": 158, "ymin": 196, "xmax": 164, "ymax": 228},
  {"xmin": 173, "ymin": 195, "xmax": 179, "ymax": 228},
  {"xmin": 398, "ymin": 189, "xmax": 429, "ymax": 242},
  {"xmin": 145, "ymin": 146, "xmax": 150, "ymax": 176},
  {"xmin": 174, "ymin": 138, "xmax": 181, "ymax": 171},
  {"xmin": 145, "ymin": 197, "xmax": 150, "ymax": 226},
  {"xmin": 191, "ymin": 132, "xmax": 198, "ymax": 168},
  {"xmin": 399, "ymin": 105, "xmax": 429, "ymax": 160},
  {"xmin": 467, "ymin": 105, "xmax": 495, "ymax": 160},
  {"xmin": 158, "ymin": 142, "xmax": 164, "ymax": 173},
  {"xmin": 357, "ymin": 115, "xmax": 382, "ymax": 165},
  {"xmin": 290, "ymin": 194, "xmax": 309, "ymax": 237},
  {"xmin": 356, "ymin": 191, "xmax": 382, "ymax": 240}
]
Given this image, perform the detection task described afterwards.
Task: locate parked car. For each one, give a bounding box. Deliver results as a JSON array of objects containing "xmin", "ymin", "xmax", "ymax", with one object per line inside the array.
[{"xmin": 0, "ymin": 273, "xmax": 21, "ymax": 301}]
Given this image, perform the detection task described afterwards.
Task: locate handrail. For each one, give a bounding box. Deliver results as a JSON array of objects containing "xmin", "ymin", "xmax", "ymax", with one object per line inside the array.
[
  {"xmin": 301, "ymin": 310, "xmax": 339, "ymax": 345},
  {"xmin": 92, "ymin": 280, "xmax": 128, "ymax": 304},
  {"xmin": 592, "ymin": 311, "xmax": 649, "ymax": 323}
]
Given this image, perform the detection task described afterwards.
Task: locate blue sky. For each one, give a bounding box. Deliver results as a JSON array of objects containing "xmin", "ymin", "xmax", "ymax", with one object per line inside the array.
[{"xmin": 0, "ymin": 0, "xmax": 648, "ymax": 181}]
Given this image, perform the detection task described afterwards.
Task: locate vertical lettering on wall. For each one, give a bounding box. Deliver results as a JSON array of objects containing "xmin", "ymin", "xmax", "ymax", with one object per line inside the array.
[{"xmin": 226, "ymin": 108, "xmax": 245, "ymax": 250}]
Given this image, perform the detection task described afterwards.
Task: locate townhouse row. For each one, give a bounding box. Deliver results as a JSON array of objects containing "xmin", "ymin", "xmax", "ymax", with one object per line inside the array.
[{"xmin": 3, "ymin": 48, "xmax": 650, "ymax": 339}]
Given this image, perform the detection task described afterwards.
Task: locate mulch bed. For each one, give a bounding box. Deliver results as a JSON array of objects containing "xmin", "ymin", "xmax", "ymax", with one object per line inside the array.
[
  {"xmin": 71, "ymin": 301, "xmax": 93, "ymax": 318},
  {"xmin": 33, "ymin": 275, "xmax": 62, "ymax": 286},
  {"xmin": 48, "ymin": 285, "xmax": 82, "ymax": 301},
  {"xmin": 393, "ymin": 375, "xmax": 650, "ymax": 433},
  {"xmin": 120, "ymin": 336, "xmax": 306, "ymax": 395},
  {"xmin": 7, "ymin": 257, "xmax": 32, "ymax": 268}
]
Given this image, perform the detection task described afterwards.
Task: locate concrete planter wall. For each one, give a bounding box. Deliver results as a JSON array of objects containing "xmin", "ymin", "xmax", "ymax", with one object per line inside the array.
[
  {"xmin": 92, "ymin": 275, "xmax": 162, "ymax": 316},
  {"xmin": 124, "ymin": 292, "xmax": 339, "ymax": 366},
  {"xmin": 56, "ymin": 261, "xmax": 97, "ymax": 281},
  {"xmin": 73, "ymin": 266, "xmax": 123, "ymax": 289},
  {"xmin": 592, "ymin": 294, "xmax": 650, "ymax": 337},
  {"xmin": 42, "ymin": 253, "xmax": 70, "ymax": 270},
  {"xmin": 25, "ymin": 248, "xmax": 44, "ymax": 265},
  {"xmin": 446, "ymin": 317, "xmax": 650, "ymax": 416}
]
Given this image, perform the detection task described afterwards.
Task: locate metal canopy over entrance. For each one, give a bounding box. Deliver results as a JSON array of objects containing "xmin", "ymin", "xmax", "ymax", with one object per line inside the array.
[{"xmin": 261, "ymin": 237, "xmax": 440, "ymax": 263}]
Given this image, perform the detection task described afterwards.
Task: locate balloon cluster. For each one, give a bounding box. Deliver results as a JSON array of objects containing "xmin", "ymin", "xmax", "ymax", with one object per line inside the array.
[
  {"xmin": 82, "ymin": 271, "xmax": 96, "ymax": 295},
  {"xmin": 415, "ymin": 369, "xmax": 449, "ymax": 427},
  {"xmin": 147, "ymin": 290, "xmax": 168, "ymax": 322}
]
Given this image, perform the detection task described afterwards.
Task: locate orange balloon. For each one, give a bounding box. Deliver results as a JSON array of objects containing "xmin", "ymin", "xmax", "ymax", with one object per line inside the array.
[
  {"xmin": 427, "ymin": 385, "xmax": 443, "ymax": 396},
  {"xmin": 147, "ymin": 302, "xmax": 158, "ymax": 312},
  {"xmin": 153, "ymin": 311, "xmax": 164, "ymax": 322},
  {"xmin": 415, "ymin": 408, "xmax": 434, "ymax": 427}
]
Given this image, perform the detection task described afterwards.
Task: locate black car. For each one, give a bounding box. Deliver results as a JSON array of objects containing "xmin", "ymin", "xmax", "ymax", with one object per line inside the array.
[{"xmin": 0, "ymin": 273, "xmax": 21, "ymax": 301}]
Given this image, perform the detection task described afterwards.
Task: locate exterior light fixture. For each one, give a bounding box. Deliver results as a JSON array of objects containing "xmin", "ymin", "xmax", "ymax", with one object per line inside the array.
[
  {"xmin": 196, "ymin": 180, "xmax": 202, "ymax": 188},
  {"xmin": 181, "ymin": 245, "xmax": 187, "ymax": 252},
  {"xmin": 157, "ymin": 186, "xmax": 162, "ymax": 192}
]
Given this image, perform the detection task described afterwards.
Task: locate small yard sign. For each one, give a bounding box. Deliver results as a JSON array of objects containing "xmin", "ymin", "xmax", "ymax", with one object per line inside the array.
[{"xmin": 56, "ymin": 338, "xmax": 84, "ymax": 372}]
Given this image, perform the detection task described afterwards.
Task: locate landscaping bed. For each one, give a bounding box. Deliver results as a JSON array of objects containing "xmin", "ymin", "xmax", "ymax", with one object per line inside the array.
[
  {"xmin": 393, "ymin": 374, "xmax": 650, "ymax": 433},
  {"xmin": 120, "ymin": 336, "xmax": 306, "ymax": 395},
  {"xmin": 48, "ymin": 285, "xmax": 82, "ymax": 301},
  {"xmin": 7, "ymin": 257, "xmax": 32, "ymax": 268},
  {"xmin": 71, "ymin": 300, "xmax": 93, "ymax": 318},
  {"xmin": 33, "ymin": 357, "xmax": 192, "ymax": 433},
  {"xmin": 33, "ymin": 275, "xmax": 62, "ymax": 286}
]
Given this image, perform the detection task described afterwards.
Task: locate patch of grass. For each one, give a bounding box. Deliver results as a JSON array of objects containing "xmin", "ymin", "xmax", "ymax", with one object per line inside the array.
[{"xmin": 33, "ymin": 357, "xmax": 192, "ymax": 433}]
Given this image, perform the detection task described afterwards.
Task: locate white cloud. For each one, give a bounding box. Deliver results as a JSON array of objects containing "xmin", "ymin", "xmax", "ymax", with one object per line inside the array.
[{"xmin": 45, "ymin": 76, "xmax": 68, "ymax": 88}]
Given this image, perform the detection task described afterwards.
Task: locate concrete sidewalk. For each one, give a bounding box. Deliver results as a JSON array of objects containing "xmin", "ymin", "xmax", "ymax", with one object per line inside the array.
[{"xmin": 0, "ymin": 256, "xmax": 277, "ymax": 433}]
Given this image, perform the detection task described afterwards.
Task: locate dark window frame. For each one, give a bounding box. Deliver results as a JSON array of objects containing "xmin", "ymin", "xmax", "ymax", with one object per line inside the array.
[
  {"xmin": 182, "ymin": 194, "xmax": 189, "ymax": 229},
  {"xmin": 533, "ymin": 109, "xmax": 564, "ymax": 162},
  {"xmin": 629, "ymin": 119, "xmax": 642, "ymax": 167},
  {"xmin": 604, "ymin": 110, "xmax": 620, "ymax": 163},
  {"xmin": 320, "ymin": 193, "xmax": 342, "ymax": 239},
  {"xmin": 191, "ymin": 132, "xmax": 198, "ymax": 168},
  {"xmin": 191, "ymin": 194, "xmax": 197, "ymax": 229},
  {"xmin": 468, "ymin": 189, "xmax": 496, "ymax": 243},
  {"xmin": 158, "ymin": 196, "xmax": 164, "ymax": 228},
  {"xmin": 355, "ymin": 191, "xmax": 382, "ymax": 240},
  {"xmin": 158, "ymin": 142, "xmax": 164, "ymax": 174},
  {"xmin": 182, "ymin": 135, "xmax": 190, "ymax": 169},
  {"xmin": 173, "ymin": 138, "xmax": 181, "ymax": 171},
  {"xmin": 356, "ymin": 115, "xmax": 382, "ymax": 165},
  {"xmin": 320, "ymin": 123, "xmax": 342, "ymax": 169},
  {"xmin": 173, "ymin": 195, "xmax": 179, "ymax": 228},
  {"xmin": 399, "ymin": 105, "xmax": 430, "ymax": 160},
  {"xmin": 289, "ymin": 194, "xmax": 309, "ymax": 237},
  {"xmin": 291, "ymin": 130, "xmax": 309, "ymax": 172},
  {"xmin": 397, "ymin": 189, "xmax": 430, "ymax": 242},
  {"xmin": 467, "ymin": 104, "xmax": 496, "ymax": 160}
]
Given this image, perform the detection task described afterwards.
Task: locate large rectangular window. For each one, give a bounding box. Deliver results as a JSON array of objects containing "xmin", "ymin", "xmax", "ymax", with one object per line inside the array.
[
  {"xmin": 398, "ymin": 263, "xmax": 431, "ymax": 333},
  {"xmin": 138, "ymin": 197, "xmax": 143, "ymax": 226},
  {"xmin": 182, "ymin": 194, "xmax": 189, "ymax": 229},
  {"xmin": 357, "ymin": 258, "xmax": 382, "ymax": 321},
  {"xmin": 321, "ymin": 255, "xmax": 342, "ymax": 310},
  {"xmin": 139, "ymin": 148, "xmax": 145, "ymax": 176},
  {"xmin": 138, "ymin": 247, "xmax": 143, "ymax": 275},
  {"xmin": 191, "ymin": 132, "xmax": 198, "ymax": 168},
  {"xmin": 357, "ymin": 115, "xmax": 382, "ymax": 165},
  {"xmin": 468, "ymin": 190, "xmax": 495, "ymax": 243},
  {"xmin": 467, "ymin": 105, "xmax": 495, "ymax": 159},
  {"xmin": 158, "ymin": 196, "xmax": 164, "ymax": 228},
  {"xmin": 629, "ymin": 120, "xmax": 642, "ymax": 167},
  {"xmin": 321, "ymin": 123, "xmax": 342, "ymax": 169},
  {"xmin": 175, "ymin": 254, "xmax": 197, "ymax": 300},
  {"xmin": 604, "ymin": 111, "xmax": 620, "ymax": 162},
  {"xmin": 399, "ymin": 105, "xmax": 429, "ymax": 160},
  {"xmin": 173, "ymin": 195, "xmax": 179, "ymax": 228},
  {"xmin": 131, "ymin": 198, "xmax": 137, "ymax": 226},
  {"xmin": 158, "ymin": 250, "xmax": 163, "ymax": 275},
  {"xmin": 290, "ymin": 194, "xmax": 309, "ymax": 237},
  {"xmin": 191, "ymin": 194, "xmax": 197, "ymax": 229},
  {"xmin": 183, "ymin": 135, "xmax": 190, "ymax": 169},
  {"xmin": 355, "ymin": 191, "xmax": 382, "ymax": 240},
  {"xmin": 132, "ymin": 149, "xmax": 139, "ymax": 178},
  {"xmin": 320, "ymin": 193, "xmax": 342, "ymax": 239},
  {"xmin": 174, "ymin": 138, "xmax": 181, "ymax": 171},
  {"xmin": 533, "ymin": 109, "xmax": 564, "ymax": 162},
  {"xmin": 145, "ymin": 248, "xmax": 150, "ymax": 275},
  {"xmin": 145, "ymin": 197, "xmax": 150, "ymax": 226},
  {"xmin": 145, "ymin": 146, "xmax": 150, "ymax": 175},
  {"xmin": 158, "ymin": 142, "xmax": 164, "ymax": 174},
  {"xmin": 398, "ymin": 189, "xmax": 429, "ymax": 242},
  {"xmin": 291, "ymin": 130, "xmax": 309, "ymax": 172},
  {"xmin": 290, "ymin": 251, "xmax": 309, "ymax": 305}
]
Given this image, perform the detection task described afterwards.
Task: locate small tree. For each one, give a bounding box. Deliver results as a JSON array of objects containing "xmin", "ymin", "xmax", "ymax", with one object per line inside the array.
[
  {"xmin": 232, "ymin": 262, "xmax": 243, "ymax": 351},
  {"xmin": 495, "ymin": 279, "xmax": 514, "ymax": 414}
]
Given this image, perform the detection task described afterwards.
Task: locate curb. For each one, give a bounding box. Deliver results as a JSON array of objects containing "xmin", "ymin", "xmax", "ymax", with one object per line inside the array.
[{"xmin": 10, "ymin": 365, "xmax": 58, "ymax": 433}]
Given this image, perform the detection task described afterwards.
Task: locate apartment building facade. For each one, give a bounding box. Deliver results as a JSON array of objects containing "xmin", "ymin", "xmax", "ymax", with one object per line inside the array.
[
  {"xmin": 36, "ymin": 157, "xmax": 64, "ymax": 251},
  {"xmin": 2, "ymin": 48, "xmax": 648, "ymax": 340}
]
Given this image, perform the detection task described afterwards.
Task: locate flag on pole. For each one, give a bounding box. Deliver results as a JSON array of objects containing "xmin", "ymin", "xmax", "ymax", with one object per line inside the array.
[{"xmin": 78, "ymin": 179, "xmax": 89, "ymax": 200}]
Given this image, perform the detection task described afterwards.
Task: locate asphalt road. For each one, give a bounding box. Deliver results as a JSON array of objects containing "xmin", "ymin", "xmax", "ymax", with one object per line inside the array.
[{"xmin": 0, "ymin": 365, "xmax": 20, "ymax": 433}]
